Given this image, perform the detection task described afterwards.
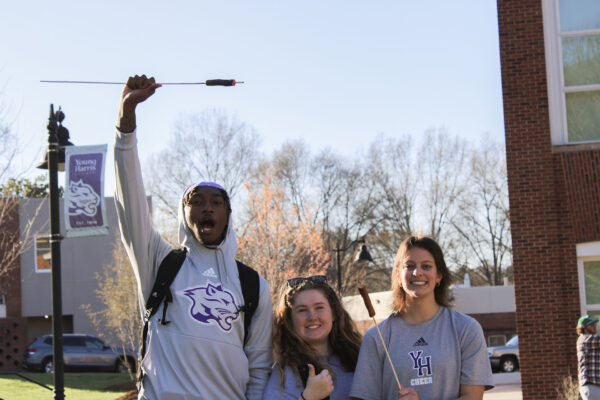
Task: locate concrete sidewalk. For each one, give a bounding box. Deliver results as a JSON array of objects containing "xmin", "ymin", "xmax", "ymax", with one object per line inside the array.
[{"xmin": 483, "ymin": 372, "xmax": 522, "ymax": 400}]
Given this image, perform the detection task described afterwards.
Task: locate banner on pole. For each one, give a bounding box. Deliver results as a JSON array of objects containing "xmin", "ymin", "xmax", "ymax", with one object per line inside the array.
[{"xmin": 64, "ymin": 144, "xmax": 109, "ymax": 237}]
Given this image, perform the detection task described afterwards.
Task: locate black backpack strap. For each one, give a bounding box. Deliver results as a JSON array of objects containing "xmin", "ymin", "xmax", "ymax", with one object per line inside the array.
[
  {"xmin": 144, "ymin": 248, "xmax": 188, "ymax": 322},
  {"xmin": 236, "ymin": 260, "xmax": 260, "ymax": 346},
  {"xmin": 139, "ymin": 247, "xmax": 187, "ymax": 385}
]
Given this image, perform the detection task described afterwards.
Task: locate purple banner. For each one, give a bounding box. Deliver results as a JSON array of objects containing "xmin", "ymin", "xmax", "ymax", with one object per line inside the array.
[{"xmin": 64, "ymin": 145, "xmax": 108, "ymax": 237}]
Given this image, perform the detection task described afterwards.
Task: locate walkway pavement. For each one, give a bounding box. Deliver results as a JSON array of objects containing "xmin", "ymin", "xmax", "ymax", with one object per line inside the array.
[{"xmin": 483, "ymin": 372, "xmax": 522, "ymax": 400}]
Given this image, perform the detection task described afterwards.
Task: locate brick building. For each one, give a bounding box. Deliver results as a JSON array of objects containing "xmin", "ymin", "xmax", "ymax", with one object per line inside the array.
[{"xmin": 497, "ymin": 0, "xmax": 600, "ymax": 398}]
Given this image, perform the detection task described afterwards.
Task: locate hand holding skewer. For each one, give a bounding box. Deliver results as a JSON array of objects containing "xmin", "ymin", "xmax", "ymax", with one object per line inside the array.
[{"xmin": 358, "ymin": 285, "xmax": 418, "ymax": 399}]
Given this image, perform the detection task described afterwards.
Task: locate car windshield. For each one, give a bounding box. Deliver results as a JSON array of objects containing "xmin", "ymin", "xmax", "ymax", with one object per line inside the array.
[{"xmin": 506, "ymin": 335, "xmax": 518, "ymax": 346}]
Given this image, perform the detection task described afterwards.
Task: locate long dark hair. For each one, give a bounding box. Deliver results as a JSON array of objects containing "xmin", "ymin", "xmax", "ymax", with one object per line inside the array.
[
  {"xmin": 272, "ymin": 278, "xmax": 362, "ymax": 385},
  {"xmin": 391, "ymin": 235, "xmax": 453, "ymax": 312}
]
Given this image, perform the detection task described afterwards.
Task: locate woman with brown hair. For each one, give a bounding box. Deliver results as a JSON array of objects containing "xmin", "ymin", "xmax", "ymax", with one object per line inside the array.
[
  {"xmin": 263, "ymin": 275, "xmax": 363, "ymax": 400},
  {"xmin": 349, "ymin": 235, "xmax": 493, "ymax": 400}
]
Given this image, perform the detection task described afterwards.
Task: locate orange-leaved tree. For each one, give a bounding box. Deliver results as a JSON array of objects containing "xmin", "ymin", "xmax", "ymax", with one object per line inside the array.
[{"xmin": 237, "ymin": 169, "xmax": 330, "ymax": 299}]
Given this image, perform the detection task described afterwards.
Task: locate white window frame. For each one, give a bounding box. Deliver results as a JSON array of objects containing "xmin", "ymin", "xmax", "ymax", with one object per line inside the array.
[
  {"xmin": 542, "ymin": 0, "xmax": 600, "ymax": 145},
  {"xmin": 34, "ymin": 237, "xmax": 52, "ymax": 274},
  {"xmin": 577, "ymin": 241, "xmax": 600, "ymax": 316}
]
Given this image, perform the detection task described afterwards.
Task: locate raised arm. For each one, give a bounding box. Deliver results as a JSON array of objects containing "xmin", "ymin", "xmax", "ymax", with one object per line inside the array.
[
  {"xmin": 114, "ymin": 75, "xmax": 170, "ymax": 303},
  {"xmin": 117, "ymin": 75, "xmax": 161, "ymax": 132}
]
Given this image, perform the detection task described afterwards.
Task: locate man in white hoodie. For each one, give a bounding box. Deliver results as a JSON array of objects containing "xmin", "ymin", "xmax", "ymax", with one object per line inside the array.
[{"xmin": 114, "ymin": 74, "xmax": 273, "ymax": 400}]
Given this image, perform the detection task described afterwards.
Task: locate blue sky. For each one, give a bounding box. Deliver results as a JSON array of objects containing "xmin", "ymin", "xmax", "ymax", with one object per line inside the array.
[{"xmin": 1, "ymin": 1, "xmax": 504, "ymax": 192}]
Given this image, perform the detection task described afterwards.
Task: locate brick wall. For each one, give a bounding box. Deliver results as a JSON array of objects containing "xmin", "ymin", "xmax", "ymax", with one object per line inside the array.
[
  {"xmin": 469, "ymin": 312, "xmax": 516, "ymax": 340},
  {"xmin": 0, "ymin": 317, "xmax": 27, "ymax": 371},
  {"xmin": 497, "ymin": 1, "xmax": 599, "ymax": 398},
  {"xmin": 560, "ymin": 150, "xmax": 600, "ymax": 242}
]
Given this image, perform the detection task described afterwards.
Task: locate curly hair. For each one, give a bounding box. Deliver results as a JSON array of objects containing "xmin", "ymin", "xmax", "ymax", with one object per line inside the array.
[
  {"xmin": 391, "ymin": 235, "xmax": 453, "ymax": 313},
  {"xmin": 272, "ymin": 278, "xmax": 362, "ymax": 386}
]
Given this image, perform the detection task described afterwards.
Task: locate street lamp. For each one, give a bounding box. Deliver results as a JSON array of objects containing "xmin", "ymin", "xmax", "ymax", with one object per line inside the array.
[
  {"xmin": 36, "ymin": 106, "xmax": 73, "ymax": 171},
  {"xmin": 36, "ymin": 104, "xmax": 73, "ymax": 400},
  {"xmin": 333, "ymin": 238, "xmax": 373, "ymax": 293}
]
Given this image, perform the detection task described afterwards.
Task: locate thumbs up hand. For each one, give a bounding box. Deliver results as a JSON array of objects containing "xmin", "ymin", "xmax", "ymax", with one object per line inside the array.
[{"xmin": 301, "ymin": 363, "xmax": 334, "ymax": 400}]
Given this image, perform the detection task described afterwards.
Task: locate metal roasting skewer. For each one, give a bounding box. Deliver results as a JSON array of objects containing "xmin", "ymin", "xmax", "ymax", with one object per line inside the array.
[
  {"xmin": 40, "ymin": 79, "xmax": 244, "ymax": 86},
  {"xmin": 358, "ymin": 285, "xmax": 403, "ymax": 390}
]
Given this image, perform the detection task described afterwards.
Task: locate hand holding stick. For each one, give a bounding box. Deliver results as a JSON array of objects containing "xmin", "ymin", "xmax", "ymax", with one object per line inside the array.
[{"xmin": 358, "ymin": 285, "xmax": 402, "ymax": 390}]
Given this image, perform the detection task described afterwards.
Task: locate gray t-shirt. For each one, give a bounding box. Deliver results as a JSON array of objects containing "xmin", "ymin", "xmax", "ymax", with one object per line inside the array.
[
  {"xmin": 264, "ymin": 354, "xmax": 354, "ymax": 400},
  {"xmin": 349, "ymin": 306, "xmax": 493, "ymax": 400}
]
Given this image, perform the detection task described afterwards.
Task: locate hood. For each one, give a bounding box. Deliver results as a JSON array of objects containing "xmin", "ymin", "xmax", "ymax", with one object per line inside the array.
[{"xmin": 176, "ymin": 184, "xmax": 238, "ymax": 283}]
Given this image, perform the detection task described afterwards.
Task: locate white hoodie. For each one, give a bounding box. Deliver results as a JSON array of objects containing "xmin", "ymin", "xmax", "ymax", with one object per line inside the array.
[{"xmin": 114, "ymin": 128, "xmax": 273, "ymax": 400}]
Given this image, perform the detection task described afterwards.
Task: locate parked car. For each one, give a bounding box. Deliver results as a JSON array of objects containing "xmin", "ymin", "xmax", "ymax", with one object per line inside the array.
[
  {"xmin": 22, "ymin": 333, "xmax": 137, "ymax": 374},
  {"xmin": 488, "ymin": 335, "xmax": 519, "ymax": 373}
]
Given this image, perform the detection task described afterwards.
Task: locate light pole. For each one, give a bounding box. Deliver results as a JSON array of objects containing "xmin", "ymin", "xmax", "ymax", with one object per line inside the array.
[
  {"xmin": 36, "ymin": 104, "xmax": 73, "ymax": 400},
  {"xmin": 333, "ymin": 238, "xmax": 373, "ymax": 293}
]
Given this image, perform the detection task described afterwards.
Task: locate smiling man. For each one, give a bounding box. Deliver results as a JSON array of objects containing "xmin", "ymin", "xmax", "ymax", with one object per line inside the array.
[{"xmin": 113, "ymin": 74, "xmax": 273, "ymax": 400}]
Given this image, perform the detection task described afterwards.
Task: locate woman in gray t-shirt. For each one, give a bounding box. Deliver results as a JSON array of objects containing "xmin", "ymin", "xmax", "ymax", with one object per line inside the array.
[
  {"xmin": 264, "ymin": 275, "xmax": 363, "ymax": 400},
  {"xmin": 349, "ymin": 235, "xmax": 493, "ymax": 400}
]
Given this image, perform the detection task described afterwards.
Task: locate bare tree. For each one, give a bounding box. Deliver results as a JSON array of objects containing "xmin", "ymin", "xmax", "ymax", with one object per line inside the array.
[
  {"xmin": 0, "ymin": 179, "xmax": 50, "ymax": 294},
  {"xmin": 0, "ymin": 109, "xmax": 22, "ymax": 289},
  {"xmin": 451, "ymin": 139, "xmax": 512, "ymax": 285},
  {"xmin": 416, "ymin": 128, "xmax": 468, "ymax": 247},
  {"xmin": 0, "ymin": 197, "xmax": 24, "ymax": 295},
  {"xmin": 145, "ymin": 108, "xmax": 261, "ymax": 232},
  {"xmin": 0, "ymin": 104, "xmax": 48, "ymax": 293},
  {"xmin": 265, "ymin": 140, "xmax": 392, "ymax": 295},
  {"xmin": 0, "ymin": 100, "xmax": 18, "ymax": 181},
  {"xmin": 309, "ymin": 148, "xmax": 346, "ymax": 229},
  {"xmin": 81, "ymin": 234, "xmax": 141, "ymax": 379},
  {"xmin": 139, "ymin": 115, "xmax": 511, "ymax": 290},
  {"xmin": 330, "ymin": 161, "xmax": 388, "ymax": 295},
  {"xmin": 271, "ymin": 140, "xmax": 312, "ymax": 219},
  {"xmin": 365, "ymin": 134, "xmax": 417, "ymax": 261}
]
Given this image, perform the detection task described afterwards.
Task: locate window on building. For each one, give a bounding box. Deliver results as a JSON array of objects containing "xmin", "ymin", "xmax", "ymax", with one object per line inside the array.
[
  {"xmin": 35, "ymin": 236, "xmax": 52, "ymax": 273},
  {"xmin": 543, "ymin": 0, "xmax": 600, "ymax": 144},
  {"xmin": 488, "ymin": 335, "xmax": 507, "ymax": 347},
  {"xmin": 577, "ymin": 242, "xmax": 600, "ymax": 322}
]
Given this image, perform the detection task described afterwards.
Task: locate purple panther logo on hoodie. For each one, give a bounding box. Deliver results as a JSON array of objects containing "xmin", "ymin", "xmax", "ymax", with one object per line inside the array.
[{"xmin": 184, "ymin": 284, "xmax": 240, "ymax": 331}]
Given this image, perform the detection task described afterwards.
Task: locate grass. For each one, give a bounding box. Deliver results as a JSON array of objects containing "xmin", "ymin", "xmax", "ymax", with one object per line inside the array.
[{"xmin": 0, "ymin": 372, "xmax": 134, "ymax": 400}]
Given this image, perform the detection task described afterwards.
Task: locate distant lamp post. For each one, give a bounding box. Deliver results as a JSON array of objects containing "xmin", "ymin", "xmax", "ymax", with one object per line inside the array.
[
  {"xmin": 36, "ymin": 104, "xmax": 73, "ymax": 400},
  {"xmin": 334, "ymin": 238, "xmax": 373, "ymax": 293},
  {"xmin": 36, "ymin": 106, "xmax": 74, "ymax": 171}
]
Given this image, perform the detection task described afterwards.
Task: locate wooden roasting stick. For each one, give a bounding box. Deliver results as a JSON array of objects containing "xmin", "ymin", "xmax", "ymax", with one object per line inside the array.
[{"xmin": 358, "ymin": 285, "xmax": 402, "ymax": 389}]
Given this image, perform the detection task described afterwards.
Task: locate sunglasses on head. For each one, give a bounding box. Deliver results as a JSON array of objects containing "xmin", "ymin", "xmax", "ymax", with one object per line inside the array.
[{"xmin": 286, "ymin": 275, "xmax": 328, "ymax": 289}]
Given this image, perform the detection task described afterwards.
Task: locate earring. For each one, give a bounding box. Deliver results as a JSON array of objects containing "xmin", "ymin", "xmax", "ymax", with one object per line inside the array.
[{"xmin": 436, "ymin": 281, "xmax": 441, "ymax": 288}]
